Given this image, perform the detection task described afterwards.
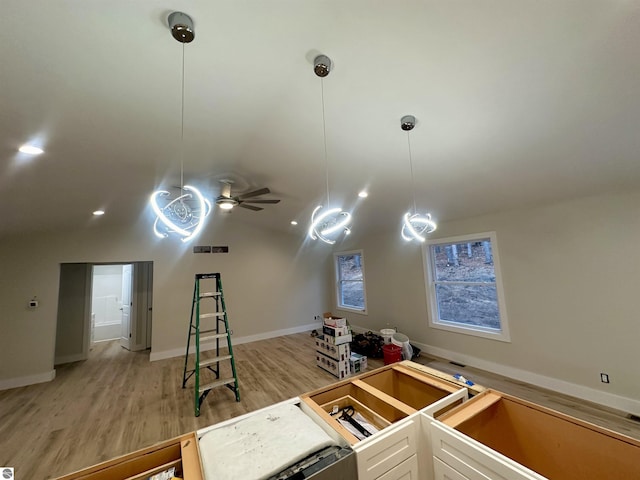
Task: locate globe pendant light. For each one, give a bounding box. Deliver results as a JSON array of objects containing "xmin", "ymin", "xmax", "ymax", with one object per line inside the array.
[
  {"xmin": 399, "ymin": 115, "xmax": 437, "ymax": 242},
  {"xmin": 307, "ymin": 54, "xmax": 352, "ymax": 245},
  {"xmin": 150, "ymin": 12, "xmax": 211, "ymax": 242}
]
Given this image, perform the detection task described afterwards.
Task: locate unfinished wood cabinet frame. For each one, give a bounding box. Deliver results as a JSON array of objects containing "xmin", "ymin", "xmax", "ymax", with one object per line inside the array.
[
  {"xmin": 435, "ymin": 389, "xmax": 640, "ymax": 480},
  {"xmin": 319, "ymin": 394, "xmax": 393, "ymax": 431},
  {"xmin": 301, "ymin": 362, "xmax": 466, "ymax": 446},
  {"xmin": 54, "ymin": 432, "xmax": 203, "ymax": 480}
]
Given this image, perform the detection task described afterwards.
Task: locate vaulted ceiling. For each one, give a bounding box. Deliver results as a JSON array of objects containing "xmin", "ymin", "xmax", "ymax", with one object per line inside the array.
[{"xmin": 2, "ymin": 1, "xmax": 640, "ymax": 239}]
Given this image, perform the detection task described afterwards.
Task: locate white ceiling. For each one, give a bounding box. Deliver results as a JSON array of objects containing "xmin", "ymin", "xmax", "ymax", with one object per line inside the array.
[{"xmin": 2, "ymin": 1, "xmax": 640, "ymax": 238}]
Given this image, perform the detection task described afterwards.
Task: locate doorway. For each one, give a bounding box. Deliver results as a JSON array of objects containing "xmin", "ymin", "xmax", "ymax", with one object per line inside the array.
[
  {"xmin": 54, "ymin": 261, "xmax": 153, "ymax": 365},
  {"xmin": 91, "ymin": 264, "xmax": 130, "ymax": 345}
]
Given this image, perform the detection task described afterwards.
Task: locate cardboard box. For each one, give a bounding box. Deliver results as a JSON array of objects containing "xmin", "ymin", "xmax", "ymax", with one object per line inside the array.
[
  {"xmin": 323, "ymin": 317, "xmax": 347, "ymax": 328},
  {"xmin": 323, "ymin": 312, "xmax": 347, "ymax": 328},
  {"xmin": 316, "ymin": 351, "xmax": 350, "ymax": 379},
  {"xmin": 322, "ymin": 325, "xmax": 349, "ymax": 337},
  {"xmin": 349, "ymin": 353, "xmax": 368, "ymax": 374},
  {"xmin": 315, "ymin": 335, "xmax": 351, "ymax": 362},
  {"xmin": 324, "ymin": 333, "xmax": 352, "ymax": 346}
]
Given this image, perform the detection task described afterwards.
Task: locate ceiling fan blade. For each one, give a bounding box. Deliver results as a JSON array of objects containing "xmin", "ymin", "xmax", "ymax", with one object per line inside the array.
[
  {"xmin": 238, "ymin": 203, "xmax": 263, "ymax": 211},
  {"xmin": 238, "ymin": 187, "xmax": 270, "ymax": 200},
  {"xmin": 221, "ymin": 182, "xmax": 232, "ymax": 198},
  {"xmin": 243, "ymin": 199, "xmax": 280, "ymax": 204}
]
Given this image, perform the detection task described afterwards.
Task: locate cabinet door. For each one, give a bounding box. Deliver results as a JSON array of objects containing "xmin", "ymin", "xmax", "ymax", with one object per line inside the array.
[
  {"xmin": 433, "ymin": 457, "xmax": 469, "ymax": 480},
  {"xmin": 377, "ymin": 454, "xmax": 419, "ymax": 480},
  {"xmin": 430, "ymin": 421, "xmax": 546, "ymax": 480},
  {"xmin": 354, "ymin": 418, "xmax": 417, "ymax": 480}
]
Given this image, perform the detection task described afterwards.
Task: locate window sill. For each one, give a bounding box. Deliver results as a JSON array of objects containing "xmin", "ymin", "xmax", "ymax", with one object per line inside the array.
[
  {"xmin": 429, "ymin": 321, "xmax": 511, "ymax": 342},
  {"xmin": 336, "ymin": 306, "xmax": 368, "ymax": 316}
]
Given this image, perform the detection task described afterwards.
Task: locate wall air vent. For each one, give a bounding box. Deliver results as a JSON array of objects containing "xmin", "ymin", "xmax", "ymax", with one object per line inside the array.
[{"xmin": 193, "ymin": 245, "xmax": 229, "ymax": 254}]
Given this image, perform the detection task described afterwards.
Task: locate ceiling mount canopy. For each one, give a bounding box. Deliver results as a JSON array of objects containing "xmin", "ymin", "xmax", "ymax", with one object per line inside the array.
[
  {"xmin": 308, "ymin": 54, "xmax": 352, "ymax": 245},
  {"xmin": 149, "ymin": 12, "xmax": 210, "ymax": 242},
  {"xmin": 168, "ymin": 11, "xmax": 195, "ymax": 43},
  {"xmin": 399, "ymin": 115, "xmax": 437, "ymax": 243},
  {"xmin": 313, "ymin": 54, "xmax": 332, "ymax": 77}
]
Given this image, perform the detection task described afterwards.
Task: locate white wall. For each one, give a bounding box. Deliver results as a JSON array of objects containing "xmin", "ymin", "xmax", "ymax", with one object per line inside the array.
[
  {"xmin": 0, "ymin": 214, "xmax": 331, "ymax": 387},
  {"xmin": 92, "ymin": 264, "xmax": 123, "ymax": 342},
  {"xmin": 335, "ymin": 189, "xmax": 640, "ymax": 414}
]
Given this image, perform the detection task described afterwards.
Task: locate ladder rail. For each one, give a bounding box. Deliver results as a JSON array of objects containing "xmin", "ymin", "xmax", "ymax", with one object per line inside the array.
[
  {"xmin": 182, "ymin": 272, "xmax": 240, "ymax": 416},
  {"xmin": 181, "ymin": 283, "xmax": 198, "ymax": 388},
  {"xmin": 217, "ymin": 275, "xmax": 241, "ymax": 402}
]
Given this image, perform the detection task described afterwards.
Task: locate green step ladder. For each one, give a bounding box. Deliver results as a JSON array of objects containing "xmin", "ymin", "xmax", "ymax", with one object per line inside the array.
[{"xmin": 182, "ymin": 273, "xmax": 240, "ymax": 416}]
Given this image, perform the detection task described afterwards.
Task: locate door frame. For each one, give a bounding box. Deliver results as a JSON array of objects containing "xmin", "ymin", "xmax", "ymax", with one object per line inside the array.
[
  {"xmin": 88, "ymin": 261, "xmax": 153, "ymax": 353},
  {"xmin": 55, "ymin": 261, "xmax": 153, "ymax": 365}
]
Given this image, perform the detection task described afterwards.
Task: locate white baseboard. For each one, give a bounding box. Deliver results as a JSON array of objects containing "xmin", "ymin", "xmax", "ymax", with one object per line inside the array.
[
  {"xmin": 351, "ymin": 324, "xmax": 640, "ymax": 416},
  {"xmin": 416, "ymin": 341, "xmax": 640, "ymax": 417},
  {"xmin": 0, "ymin": 370, "xmax": 56, "ymax": 391},
  {"xmin": 54, "ymin": 353, "xmax": 86, "ymax": 365},
  {"xmin": 150, "ymin": 322, "xmax": 322, "ymax": 362}
]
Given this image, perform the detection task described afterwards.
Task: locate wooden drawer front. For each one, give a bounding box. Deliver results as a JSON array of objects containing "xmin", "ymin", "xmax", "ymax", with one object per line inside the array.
[
  {"xmin": 377, "ymin": 454, "xmax": 419, "ymax": 480},
  {"xmin": 430, "ymin": 421, "xmax": 545, "ymax": 480},
  {"xmin": 354, "ymin": 418, "xmax": 417, "ymax": 480},
  {"xmin": 433, "ymin": 457, "xmax": 469, "ymax": 480}
]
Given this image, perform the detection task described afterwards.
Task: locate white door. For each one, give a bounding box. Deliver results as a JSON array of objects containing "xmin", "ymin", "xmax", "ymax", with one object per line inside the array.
[{"xmin": 120, "ymin": 264, "xmax": 133, "ymax": 350}]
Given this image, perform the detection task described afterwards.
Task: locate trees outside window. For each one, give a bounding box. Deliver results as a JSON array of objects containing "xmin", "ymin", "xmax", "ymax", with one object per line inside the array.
[
  {"xmin": 424, "ymin": 232, "xmax": 510, "ymax": 341},
  {"xmin": 335, "ymin": 250, "xmax": 367, "ymax": 313}
]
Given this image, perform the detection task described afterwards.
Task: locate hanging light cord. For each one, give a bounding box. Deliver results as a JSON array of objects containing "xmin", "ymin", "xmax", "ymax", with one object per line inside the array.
[
  {"xmin": 180, "ymin": 42, "xmax": 185, "ymax": 193},
  {"xmin": 407, "ymin": 131, "xmax": 417, "ymax": 213},
  {"xmin": 320, "ymin": 78, "xmax": 330, "ymax": 206}
]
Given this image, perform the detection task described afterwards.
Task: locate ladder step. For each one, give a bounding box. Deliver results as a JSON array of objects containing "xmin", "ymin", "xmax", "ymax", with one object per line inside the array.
[
  {"xmin": 199, "ymin": 355, "xmax": 233, "ymax": 368},
  {"xmin": 200, "ymin": 312, "xmax": 225, "ymax": 319},
  {"xmin": 199, "ymin": 291, "xmax": 221, "ymax": 299},
  {"xmin": 200, "ymin": 333, "xmax": 229, "ymax": 342},
  {"xmin": 191, "ymin": 327, "xmax": 227, "ymax": 340},
  {"xmin": 199, "ymin": 377, "xmax": 236, "ymax": 393},
  {"xmin": 196, "ymin": 328, "xmax": 219, "ymax": 335}
]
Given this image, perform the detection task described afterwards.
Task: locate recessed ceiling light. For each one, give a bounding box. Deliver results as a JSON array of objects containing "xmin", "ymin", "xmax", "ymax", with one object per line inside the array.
[
  {"xmin": 290, "ymin": 220, "xmax": 298, "ymax": 226},
  {"xmin": 19, "ymin": 144, "xmax": 44, "ymax": 155},
  {"xmin": 93, "ymin": 210, "xmax": 105, "ymax": 216},
  {"xmin": 358, "ymin": 191, "xmax": 368, "ymax": 198}
]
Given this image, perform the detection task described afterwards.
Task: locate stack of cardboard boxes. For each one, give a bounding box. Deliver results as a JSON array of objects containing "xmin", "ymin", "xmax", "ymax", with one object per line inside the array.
[{"xmin": 315, "ymin": 313, "xmax": 367, "ymax": 378}]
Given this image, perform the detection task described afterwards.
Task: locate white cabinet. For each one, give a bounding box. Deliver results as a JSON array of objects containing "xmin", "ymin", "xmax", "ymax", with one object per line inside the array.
[
  {"xmin": 377, "ymin": 454, "xmax": 419, "ymax": 480},
  {"xmin": 353, "ymin": 418, "xmax": 417, "ymax": 480},
  {"xmin": 432, "ymin": 457, "xmax": 468, "ymax": 480},
  {"xmin": 430, "ymin": 389, "xmax": 640, "ymax": 480},
  {"xmin": 430, "ymin": 421, "xmax": 543, "ymax": 480},
  {"xmin": 301, "ymin": 362, "xmax": 470, "ymax": 480}
]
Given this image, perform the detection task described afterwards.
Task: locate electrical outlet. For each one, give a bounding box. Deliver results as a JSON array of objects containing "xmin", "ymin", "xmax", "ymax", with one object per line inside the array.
[{"xmin": 600, "ymin": 373, "xmax": 610, "ymax": 383}]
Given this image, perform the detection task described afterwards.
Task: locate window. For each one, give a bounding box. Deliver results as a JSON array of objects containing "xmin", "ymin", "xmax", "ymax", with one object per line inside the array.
[
  {"xmin": 424, "ymin": 232, "xmax": 510, "ymax": 341},
  {"xmin": 335, "ymin": 250, "xmax": 367, "ymax": 314}
]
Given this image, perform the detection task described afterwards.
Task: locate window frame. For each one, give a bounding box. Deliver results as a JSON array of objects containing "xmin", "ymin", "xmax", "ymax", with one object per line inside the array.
[
  {"xmin": 423, "ymin": 231, "xmax": 510, "ymax": 342},
  {"xmin": 334, "ymin": 249, "xmax": 368, "ymax": 315}
]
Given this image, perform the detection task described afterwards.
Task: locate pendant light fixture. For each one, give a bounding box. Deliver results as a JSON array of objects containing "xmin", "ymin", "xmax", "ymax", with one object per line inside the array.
[
  {"xmin": 150, "ymin": 12, "xmax": 211, "ymax": 242},
  {"xmin": 308, "ymin": 54, "xmax": 352, "ymax": 245},
  {"xmin": 399, "ymin": 115, "xmax": 437, "ymax": 242}
]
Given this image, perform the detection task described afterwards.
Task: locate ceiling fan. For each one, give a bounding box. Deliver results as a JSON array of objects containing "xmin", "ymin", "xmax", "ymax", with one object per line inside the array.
[{"xmin": 215, "ymin": 181, "xmax": 281, "ymax": 211}]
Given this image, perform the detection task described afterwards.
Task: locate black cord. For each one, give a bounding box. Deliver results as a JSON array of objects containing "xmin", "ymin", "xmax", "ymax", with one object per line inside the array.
[{"xmin": 339, "ymin": 405, "xmax": 371, "ymax": 437}]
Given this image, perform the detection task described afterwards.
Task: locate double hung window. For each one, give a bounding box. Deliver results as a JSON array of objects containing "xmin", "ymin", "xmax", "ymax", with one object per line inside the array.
[{"xmin": 424, "ymin": 232, "xmax": 509, "ymax": 341}]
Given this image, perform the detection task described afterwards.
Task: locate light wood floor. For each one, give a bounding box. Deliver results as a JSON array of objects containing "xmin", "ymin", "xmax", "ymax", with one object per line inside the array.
[{"xmin": 1, "ymin": 333, "xmax": 638, "ymax": 479}]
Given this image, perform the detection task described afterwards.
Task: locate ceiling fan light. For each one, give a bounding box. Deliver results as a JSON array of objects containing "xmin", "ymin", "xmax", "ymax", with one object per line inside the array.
[{"xmin": 218, "ymin": 199, "xmax": 235, "ymax": 210}]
